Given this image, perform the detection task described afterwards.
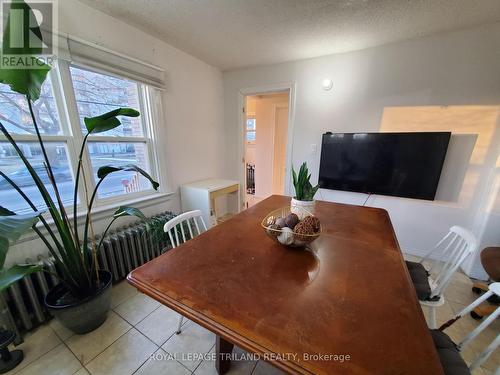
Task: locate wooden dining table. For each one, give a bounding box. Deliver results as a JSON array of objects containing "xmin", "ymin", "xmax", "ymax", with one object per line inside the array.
[{"xmin": 127, "ymin": 195, "xmax": 444, "ymax": 374}]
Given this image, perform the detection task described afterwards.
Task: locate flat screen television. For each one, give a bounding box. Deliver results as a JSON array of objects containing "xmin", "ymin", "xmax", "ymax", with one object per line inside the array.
[{"xmin": 318, "ymin": 132, "xmax": 451, "ymax": 200}]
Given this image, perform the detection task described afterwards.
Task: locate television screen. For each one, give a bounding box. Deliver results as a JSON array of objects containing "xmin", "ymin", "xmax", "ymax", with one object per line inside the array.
[{"xmin": 318, "ymin": 132, "xmax": 451, "ymax": 200}]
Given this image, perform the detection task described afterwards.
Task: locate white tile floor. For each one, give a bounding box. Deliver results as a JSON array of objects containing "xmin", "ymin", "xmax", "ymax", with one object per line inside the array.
[{"xmin": 5, "ymin": 255, "xmax": 499, "ymax": 375}]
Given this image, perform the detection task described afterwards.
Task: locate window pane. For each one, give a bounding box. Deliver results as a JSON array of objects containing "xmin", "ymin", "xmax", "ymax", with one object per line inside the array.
[
  {"xmin": 0, "ymin": 79, "xmax": 61, "ymax": 135},
  {"xmin": 0, "ymin": 142, "xmax": 73, "ymax": 213},
  {"xmin": 246, "ymin": 118, "xmax": 256, "ymax": 130},
  {"xmin": 246, "ymin": 131, "xmax": 256, "ymax": 142},
  {"xmin": 70, "ymin": 66, "xmax": 143, "ymax": 137},
  {"xmin": 88, "ymin": 142, "xmax": 152, "ymax": 198}
]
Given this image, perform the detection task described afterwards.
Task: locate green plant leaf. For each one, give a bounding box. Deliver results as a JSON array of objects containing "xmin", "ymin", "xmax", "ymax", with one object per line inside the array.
[
  {"xmin": 0, "ymin": 211, "xmax": 41, "ymax": 268},
  {"xmin": 0, "ymin": 207, "xmax": 17, "ymax": 267},
  {"xmin": 0, "ymin": 237, "xmax": 8, "ymax": 270},
  {"xmin": 96, "ymin": 206, "xmax": 148, "ymax": 255},
  {"xmin": 292, "ymin": 166, "xmax": 297, "ymax": 188},
  {"xmin": 84, "ymin": 108, "xmax": 140, "ymax": 134},
  {"xmin": 292, "ymin": 162, "xmax": 317, "ymax": 201},
  {"xmin": 0, "ymin": 206, "xmax": 16, "ymax": 216},
  {"xmin": 0, "ymin": 0, "xmax": 51, "ymax": 100},
  {"xmin": 0, "ymin": 212, "xmax": 40, "ymax": 243},
  {"xmin": 0, "ymin": 264, "xmax": 42, "ymax": 291},
  {"xmin": 113, "ymin": 206, "xmax": 146, "ymax": 220},
  {"xmin": 97, "ymin": 164, "xmax": 159, "ymax": 190},
  {"xmin": 299, "ymin": 162, "xmax": 307, "ymax": 179},
  {"xmin": 0, "ymin": 65, "xmax": 50, "ymax": 101}
]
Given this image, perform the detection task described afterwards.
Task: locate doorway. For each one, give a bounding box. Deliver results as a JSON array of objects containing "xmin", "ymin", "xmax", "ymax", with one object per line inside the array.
[{"xmin": 244, "ymin": 92, "xmax": 290, "ymax": 208}]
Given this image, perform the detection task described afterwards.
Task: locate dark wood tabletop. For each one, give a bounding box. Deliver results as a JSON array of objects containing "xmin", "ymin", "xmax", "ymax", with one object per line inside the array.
[{"xmin": 127, "ymin": 195, "xmax": 443, "ymax": 374}]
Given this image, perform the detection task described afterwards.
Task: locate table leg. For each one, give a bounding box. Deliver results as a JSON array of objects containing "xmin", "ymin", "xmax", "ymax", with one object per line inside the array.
[{"xmin": 215, "ymin": 335, "xmax": 234, "ymax": 374}]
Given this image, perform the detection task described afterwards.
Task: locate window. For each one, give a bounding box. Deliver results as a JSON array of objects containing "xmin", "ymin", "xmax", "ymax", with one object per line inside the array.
[
  {"xmin": 0, "ymin": 78, "xmax": 61, "ymax": 135},
  {"xmin": 0, "ymin": 62, "xmax": 162, "ymax": 213},
  {"xmin": 70, "ymin": 66, "xmax": 154, "ymax": 198},
  {"xmin": 70, "ymin": 66, "xmax": 143, "ymax": 137},
  {"xmin": 246, "ymin": 117, "xmax": 256, "ymax": 143},
  {"xmin": 0, "ymin": 141, "xmax": 72, "ymax": 212},
  {"xmin": 87, "ymin": 142, "xmax": 151, "ymax": 198},
  {"xmin": 0, "ymin": 77, "xmax": 73, "ymax": 213}
]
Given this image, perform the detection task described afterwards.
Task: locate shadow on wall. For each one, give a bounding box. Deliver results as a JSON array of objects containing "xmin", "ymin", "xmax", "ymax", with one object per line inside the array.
[
  {"xmin": 380, "ymin": 105, "xmax": 499, "ymax": 207},
  {"xmin": 436, "ymin": 134, "xmax": 477, "ymax": 202},
  {"xmin": 474, "ymin": 150, "xmax": 500, "ymax": 246}
]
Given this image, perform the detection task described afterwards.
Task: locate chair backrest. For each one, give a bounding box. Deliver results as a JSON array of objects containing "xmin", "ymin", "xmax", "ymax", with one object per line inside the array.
[
  {"xmin": 441, "ymin": 283, "xmax": 500, "ymax": 372},
  {"xmin": 420, "ymin": 226, "xmax": 477, "ymax": 298},
  {"xmin": 163, "ymin": 210, "xmax": 207, "ymax": 248}
]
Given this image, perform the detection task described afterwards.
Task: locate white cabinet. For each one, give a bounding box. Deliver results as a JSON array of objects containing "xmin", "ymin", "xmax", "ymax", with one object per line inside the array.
[{"xmin": 181, "ymin": 179, "xmax": 240, "ymax": 227}]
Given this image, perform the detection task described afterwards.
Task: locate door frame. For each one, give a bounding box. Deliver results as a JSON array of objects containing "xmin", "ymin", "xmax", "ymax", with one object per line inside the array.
[
  {"xmin": 271, "ymin": 102, "xmax": 289, "ymax": 195},
  {"xmin": 237, "ymin": 82, "xmax": 296, "ymax": 205}
]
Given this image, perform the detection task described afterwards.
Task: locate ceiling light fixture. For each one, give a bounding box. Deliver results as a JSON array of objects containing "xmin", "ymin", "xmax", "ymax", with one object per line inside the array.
[{"xmin": 322, "ymin": 79, "xmax": 333, "ymax": 91}]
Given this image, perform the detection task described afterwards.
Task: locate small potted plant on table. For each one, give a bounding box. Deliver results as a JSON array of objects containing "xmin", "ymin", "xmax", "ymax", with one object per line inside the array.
[{"xmin": 291, "ymin": 162, "xmax": 319, "ymax": 218}]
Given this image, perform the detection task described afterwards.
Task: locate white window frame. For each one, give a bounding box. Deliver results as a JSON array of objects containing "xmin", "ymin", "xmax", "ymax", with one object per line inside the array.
[{"xmin": 0, "ymin": 59, "xmax": 164, "ymax": 214}]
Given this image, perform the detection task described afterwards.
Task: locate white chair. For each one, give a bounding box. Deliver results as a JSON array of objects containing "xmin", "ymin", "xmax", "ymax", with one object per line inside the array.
[
  {"xmin": 163, "ymin": 210, "xmax": 207, "ymax": 334},
  {"xmin": 406, "ymin": 226, "xmax": 477, "ymax": 329},
  {"xmin": 434, "ymin": 282, "xmax": 500, "ymax": 374}
]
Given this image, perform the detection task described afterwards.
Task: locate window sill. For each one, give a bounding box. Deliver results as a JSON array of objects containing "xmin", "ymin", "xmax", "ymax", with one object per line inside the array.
[
  {"xmin": 84, "ymin": 191, "xmax": 174, "ymax": 222},
  {"xmin": 16, "ymin": 191, "xmax": 176, "ymax": 244}
]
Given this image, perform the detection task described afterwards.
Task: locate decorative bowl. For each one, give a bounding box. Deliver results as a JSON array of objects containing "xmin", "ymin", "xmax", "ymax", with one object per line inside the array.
[{"xmin": 261, "ymin": 206, "xmax": 321, "ymax": 248}]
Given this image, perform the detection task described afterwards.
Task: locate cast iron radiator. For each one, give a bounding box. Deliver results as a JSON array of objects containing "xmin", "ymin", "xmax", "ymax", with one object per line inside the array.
[{"xmin": 0, "ymin": 211, "xmax": 176, "ymax": 343}]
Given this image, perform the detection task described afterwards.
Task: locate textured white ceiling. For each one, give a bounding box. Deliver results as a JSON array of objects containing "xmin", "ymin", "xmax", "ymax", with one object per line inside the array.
[{"xmin": 77, "ymin": 0, "xmax": 500, "ymax": 70}]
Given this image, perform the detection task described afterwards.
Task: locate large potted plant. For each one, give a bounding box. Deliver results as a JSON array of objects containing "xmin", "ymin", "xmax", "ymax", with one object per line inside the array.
[
  {"xmin": 0, "ymin": 0, "xmax": 159, "ymax": 334},
  {"xmin": 291, "ymin": 162, "xmax": 320, "ymax": 218}
]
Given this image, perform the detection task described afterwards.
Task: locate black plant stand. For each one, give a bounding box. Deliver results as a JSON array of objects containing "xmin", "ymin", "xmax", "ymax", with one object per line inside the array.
[{"xmin": 0, "ymin": 330, "xmax": 23, "ymax": 373}]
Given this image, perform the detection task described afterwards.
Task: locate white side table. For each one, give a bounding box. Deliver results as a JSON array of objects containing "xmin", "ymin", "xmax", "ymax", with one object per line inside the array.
[{"xmin": 181, "ymin": 179, "xmax": 240, "ymax": 227}]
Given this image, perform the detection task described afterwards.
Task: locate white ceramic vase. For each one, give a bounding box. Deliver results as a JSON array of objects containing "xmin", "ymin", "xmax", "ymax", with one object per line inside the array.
[{"xmin": 290, "ymin": 198, "xmax": 316, "ymax": 219}]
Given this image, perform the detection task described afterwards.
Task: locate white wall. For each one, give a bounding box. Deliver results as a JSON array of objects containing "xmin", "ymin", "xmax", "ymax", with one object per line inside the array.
[
  {"xmin": 61, "ymin": 0, "xmax": 225, "ymax": 196},
  {"xmin": 223, "ymin": 23, "xmax": 500, "ymax": 278},
  {"xmin": 6, "ymin": 0, "xmax": 225, "ymax": 265}
]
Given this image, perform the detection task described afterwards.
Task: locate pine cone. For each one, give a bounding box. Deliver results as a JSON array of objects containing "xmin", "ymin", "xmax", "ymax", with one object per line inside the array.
[
  {"xmin": 302, "ymin": 215, "xmax": 321, "ymax": 232},
  {"xmin": 293, "ymin": 220, "xmax": 315, "ymax": 242}
]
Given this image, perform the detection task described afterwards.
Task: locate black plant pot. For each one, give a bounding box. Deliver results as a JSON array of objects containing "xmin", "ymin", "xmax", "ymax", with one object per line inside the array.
[
  {"xmin": 45, "ymin": 270, "xmax": 112, "ymax": 334},
  {"xmin": 0, "ymin": 330, "xmax": 24, "ymax": 373}
]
